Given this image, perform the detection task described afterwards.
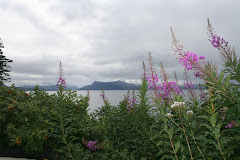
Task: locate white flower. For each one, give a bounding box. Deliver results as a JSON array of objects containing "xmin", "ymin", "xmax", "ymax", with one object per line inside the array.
[
  {"xmin": 170, "ymin": 104, "xmax": 175, "ymax": 109},
  {"xmin": 174, "ymin": 101, "xmax": 180, "ymax": 107},
  {"xmin": 186, "ymin": 110, "xmax": 193, "ymax": 116},
  {"xmin": 171, "ymin": 101, "xmax": 185, "ymax": 110},
  {"xmin": 167, "ymin": 113, "xmax": 173, "ymax": 118}
]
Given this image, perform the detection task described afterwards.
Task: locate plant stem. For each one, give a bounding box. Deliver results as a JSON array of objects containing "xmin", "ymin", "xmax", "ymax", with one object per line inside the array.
[
  {"xmin": 163, "ymin": 115, "xmax": 179, "ymax": 160},
  {"xmin": 217, "ymin": 139, "xmax": 226, "ymax": 160},
  {"xmin": 188, "ymin": 121, "xmax": 205, "ymax": 160},
  {"xmin": 179, "ymin": 113, "xmax": 193, "ymax": 160},
  {"xmin": 170, "ymin": 118, "xmax": 183, "ymax": 130},
  {"xmin": 169, "ymin": 135, "xmax": 179, "ymax": 160}
]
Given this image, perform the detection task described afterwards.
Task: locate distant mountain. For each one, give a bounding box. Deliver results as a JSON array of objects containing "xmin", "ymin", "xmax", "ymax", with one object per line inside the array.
[
  {"xmin": 78, "ymin": 81, "xmax": 140, "ymax": 90},
  {"xmin": 12, "ymin": 82, "xmax": 205, "ymax": 91}
]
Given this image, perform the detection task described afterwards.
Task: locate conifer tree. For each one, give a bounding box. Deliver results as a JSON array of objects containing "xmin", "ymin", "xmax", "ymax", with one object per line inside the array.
[{"xmin": 0, "ymin": 38, "xmax": 13, "ymax": 84}]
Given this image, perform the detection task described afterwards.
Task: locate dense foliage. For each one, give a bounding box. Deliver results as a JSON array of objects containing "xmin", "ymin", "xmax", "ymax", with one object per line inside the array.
[{"xmin": 0, "ymin": 20, "xmax": 239, "ymax": 159}]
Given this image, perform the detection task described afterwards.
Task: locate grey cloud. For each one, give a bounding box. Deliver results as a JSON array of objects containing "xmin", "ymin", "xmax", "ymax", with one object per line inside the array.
[{"xmin": 1, "ymin": 0, "xmax": 239, "ymax": 87}]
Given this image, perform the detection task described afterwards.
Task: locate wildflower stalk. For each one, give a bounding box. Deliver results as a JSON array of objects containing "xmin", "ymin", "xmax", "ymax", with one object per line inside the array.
[
  {"xmin": 169, "ymin": 134, "xmax": 179, "ymax": 160},
  {"xmin": 148, "ymin": 52, "xmax": 159, "ymax": 99},
  {"xmin": 169, "ymin": 118, "xmax": 183, "ymax": 130},
  {"xmin": 160, "ymin": 62, "xmax": 175, "ymax": 101},
  {"xmin": 171, "ymin": 27, "xmax": 204, "ymax": 72},
  {"xmin": 217, "ymin": 139, "xmax": 226, "ymax": 160},
  {"xmin": 153, "ymin": 98, "xmax": 179, "ymax": 160},
  {"xmin": 179, "ymin": 113, "xmax": 193, "ymax": 160},
  {"xmin": 187, "ymin": 120, "xmax": 206, "ymax": 160},
  {"xmin": 163, "ymin": 115, "xmax": 179, "ymax": 160},
  {"xmin": 170, "ymin": 27, "xmax": 236, "ymax": 104}
]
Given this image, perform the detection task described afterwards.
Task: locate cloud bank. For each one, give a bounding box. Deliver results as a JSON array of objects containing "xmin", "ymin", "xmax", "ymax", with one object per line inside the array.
[{"xmin": 0, "ymin": 0, "xmax": 239, "ymax": 87}]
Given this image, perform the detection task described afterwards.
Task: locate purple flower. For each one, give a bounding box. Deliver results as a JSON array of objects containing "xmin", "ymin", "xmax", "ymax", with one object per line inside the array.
[
  {"xmin": 194, "ymin": 72, "xmax": 202, "ymax": 78},
  {"xmin": 199, "ymin": 56, "xmax": 205, "ymax": 60},
  {"xmin": 184, "ymin": 81, "xmax": 194, "ymax": 89},
  {"xmin": 211, "ymin": 36, "xmax": 221, "ymax": 48},
  {"xmin": 157, "ymin": 81, "xmax": 183, "ymax": 100},
  {"xmin": 200, "ymin": 93, "xmax": 206, "ymax": 100},
  {"xmin": 86, "ymin": 140, "xmax": 98, "ymax": 151},
  {"xmin": 227, "ymin": 123, "xmax": 233, "ymax": 128},
  {"xmin": 211, "ymin": 36, "xmax": 228, "ymax": 48},
  {"xmin": 225, "ymin": 119, "xmax": 239, "ymax": 128},
  {"xmin": 100, "ymin": 93, "xmax": 108, "ymax": 101},
  {"xmin": 57, "ymin": 76, "xmax": 66, "ymax": 88},
  {"xmin": 126, "ymin": 100, "xmax": 135, "ymax": 112},
  {"xmin": 179, "ymin": 52, "xmax": 204, "ymax": 71},
  {"xmin": 146, "ymin": 74, "xmax": 159, "ymax": 88}
]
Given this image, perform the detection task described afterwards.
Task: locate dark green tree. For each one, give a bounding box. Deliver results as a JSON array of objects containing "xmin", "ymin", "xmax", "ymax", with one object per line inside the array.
[{"xmin": 0, "ymin": 38, "xmax": 13, "ymax": 84}]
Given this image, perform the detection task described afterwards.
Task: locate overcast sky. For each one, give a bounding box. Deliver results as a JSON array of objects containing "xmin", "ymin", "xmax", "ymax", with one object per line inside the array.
[{"xmin": 0, "ymin": 0, "xmax": 239, "ymax": 88}]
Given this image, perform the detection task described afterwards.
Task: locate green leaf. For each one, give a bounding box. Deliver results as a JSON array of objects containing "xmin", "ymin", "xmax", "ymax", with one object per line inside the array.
[
  {"xmin": 224, "ymin": 74, "xmax": 231, "ymax": 88},
  {"xmin": 157, "ymin": 141, "xmax": 163, "ymax": 147},
  {"xmin": 157, "ymin": 149, "xmax": 169, "ymax": 157},
  {"xmin": 174, "ymin": 141, "xmax": 181, "ymax": 153},
  {"xmin": 213, "ymin": 128, "xmax": 220, "ymax": 139},
  {"xmin": 169, "ymin": 128, "xmax": 174, "ymax": 139},
  {"xmin": 197, "ymin": 115, "xmax": 209, "ymax": 121},
  {"xmin": 218, "ymin": 72, "xmax": 224, "ymax": 83},
  {"xmin": 216, "ymin": 123, "xmax": 223, "ymax": 129},
  {"xmin": 201, "ymin": 124, "xmax": 213, "ymax": 131},
  {"xmin": 210, "ymin": 114, "xmax": 217, "ymax": 128},
  {"xmin": 220, "ymin": 137, "xmax": 231, "ymax": 145}
]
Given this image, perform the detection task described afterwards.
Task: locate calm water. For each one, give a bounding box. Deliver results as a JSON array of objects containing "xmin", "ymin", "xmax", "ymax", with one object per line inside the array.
[
  {"xmin": 47, "ymin": 90, "xmax": 132, "ymax": 112},
  {"xmin": 46, "ymin": 90, "xmax": 201, "ymax": 112}
]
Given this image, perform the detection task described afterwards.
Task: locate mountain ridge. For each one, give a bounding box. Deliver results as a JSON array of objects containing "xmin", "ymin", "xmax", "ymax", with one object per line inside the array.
[
  {"xmin": 78, "ymin": 80, "xmax": 140, "ymax": 90},
  {"xmin": 11, "ymin": 81, "xmax": 204, "ymax": 91}
]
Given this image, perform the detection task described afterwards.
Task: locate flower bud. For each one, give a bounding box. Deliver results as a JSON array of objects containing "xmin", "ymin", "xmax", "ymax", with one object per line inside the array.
[
  {"xmin": 186, "ymin": 110, "xmax": 193, "ymax": 116},
  {"xmin": 167, "ymin": 113, "xmax": 173, "ymax": 118}
]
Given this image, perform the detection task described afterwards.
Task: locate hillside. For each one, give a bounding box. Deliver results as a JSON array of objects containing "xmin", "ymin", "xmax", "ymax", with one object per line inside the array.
[{"xmin": 78, "ymin": 80, "xmax": 140, "ymax": 90}]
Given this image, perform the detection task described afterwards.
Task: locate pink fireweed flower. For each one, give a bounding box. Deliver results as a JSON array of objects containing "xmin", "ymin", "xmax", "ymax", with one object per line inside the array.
[
  {"xmin": 126, "ymin": 97, "xmax": 136, "ymax": 112},
  {"xmin": 86, "ymin": 141, "xmax": 98, "ymax": 151},
  {"xmin": 57, "ymin": 61, "xmax": 66, "ymax": 88},
  {"xmin": 211, "ymin": 36, "xmax": 228, "ymax": 48},
  {"xmin": 171, "ymin": 28, "xmax": 206, "ymax": 80},
  {"xmin": 100, "ymin": 94, "xmax": 105, "ymax": 98},
  {"xmin": 199, "ymin": 56, "xmax": 205, "ymax": 60},
  {"xmin": 157, "ymin": 81, "xmax": 184, "ymax": 100},
  {"xmin": 100, "ymin": 93, "xmax": 108, "ymax": 101},
  {"xmin": 184, "ymin": 81, "xmax": 194, "ymax": 89},
  {"xmin": 225, "ymin": 119, "xmax": 239, "ymax": 128},
  {"xmin": 146, "ymin": 70, "xmax": 184, "ymax": 101},
  {"xmin": 146, "ymin": 74, "xmax": 158, "ymax": 89},
  {"xmin": 179, "ymin": 52, "xmax": 204, "ymax": 71},
  {"xmin": 57, "ymin": 76, "xmax": 66, "ymax": 88},
  {"xmin": 193, "ymin": 71, "xmax": 203, "ymax": 78},
  {"xmin": 211, "ymin": 36, "xmax": 221, "ymax": 48},
  {"xmin": 200, "ymin": 93, "xmax": 206, "ymax": 100}
]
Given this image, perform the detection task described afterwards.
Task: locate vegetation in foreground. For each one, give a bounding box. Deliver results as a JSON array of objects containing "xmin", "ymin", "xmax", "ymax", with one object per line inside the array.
[{"xmin": 0, "ymin": 19, "xmax": 239, "ymax": 160}]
